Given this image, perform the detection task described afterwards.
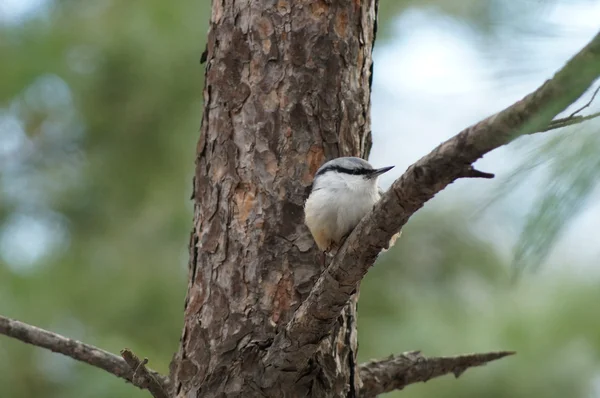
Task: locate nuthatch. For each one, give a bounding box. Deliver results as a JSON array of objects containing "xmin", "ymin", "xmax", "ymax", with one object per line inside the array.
[{"xmin": 304, "ymin": 156, "xmax": 399, "ymax": 252}]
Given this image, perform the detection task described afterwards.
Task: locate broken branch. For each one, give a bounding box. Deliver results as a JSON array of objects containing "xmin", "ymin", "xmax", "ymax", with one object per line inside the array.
[{"xmin": 121, "ymin": 349, "xmax": 170, "ymax": 398}]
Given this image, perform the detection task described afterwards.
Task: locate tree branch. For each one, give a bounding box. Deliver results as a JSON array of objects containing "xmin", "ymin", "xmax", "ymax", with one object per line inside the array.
[
  {"xmin": 121, "ymin": 349, "xmax": 170, "ymax": 398},
  {"xmin": 542, "ymin": 111, "xmax": 600, "ymax": 132},
  {"xmin": 568, "ymin": 85, "xmax": 600, "ymax": 117},
  {"xmin": 359, "ymin": 350, "xmax": 515, "ymax": 397},
  {"xmin": 0, "ymin": 315, "xmax": 169, "ymax": 397},
  {"xmin": 264, "ymin": 31, "xmax": 600, "ymax": 372}
]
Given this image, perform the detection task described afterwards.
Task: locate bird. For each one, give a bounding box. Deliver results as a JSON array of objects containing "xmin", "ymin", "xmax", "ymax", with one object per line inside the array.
[{"xmin": 304, "ymin": 156, "xmax": 398, "ymax": 253}]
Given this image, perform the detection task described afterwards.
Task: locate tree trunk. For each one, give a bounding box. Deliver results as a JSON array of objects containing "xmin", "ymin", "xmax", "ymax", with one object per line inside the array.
[{"xmin": 170, "ymin": 0, "xmax": 378, "ymax": 396}]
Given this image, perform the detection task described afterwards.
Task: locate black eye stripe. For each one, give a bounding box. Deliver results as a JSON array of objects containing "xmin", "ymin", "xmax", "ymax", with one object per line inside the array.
[{"xmin": 315, "ymin": 165, "xmax": 374, "ymax": 177}]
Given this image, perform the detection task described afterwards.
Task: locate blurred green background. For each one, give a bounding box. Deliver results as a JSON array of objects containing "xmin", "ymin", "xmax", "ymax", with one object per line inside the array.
[{"xmin": 1, "ymin": 1, "xmax": 600, "ymax": 397}]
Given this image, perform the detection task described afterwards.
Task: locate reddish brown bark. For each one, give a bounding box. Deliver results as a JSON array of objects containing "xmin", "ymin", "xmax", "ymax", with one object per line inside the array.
[{"xmin": 170, "ymin": 1, "xmax": 378, "ymax": 396}]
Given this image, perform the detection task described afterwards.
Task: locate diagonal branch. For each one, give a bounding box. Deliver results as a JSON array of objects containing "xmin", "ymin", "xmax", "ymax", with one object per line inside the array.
[
  {"xmin": 0, "ymin": 315, "xmax": 170, "ymax": 397},
  {"xmin": 263, "ymin": 31, "xmax": 600, "ymax": 373},
  {"xmin": 359, "ymin": 350, "xmax": 515, "ymax": 397}
]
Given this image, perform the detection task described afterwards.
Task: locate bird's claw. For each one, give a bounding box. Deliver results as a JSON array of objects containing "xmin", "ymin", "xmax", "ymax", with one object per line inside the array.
[{"xmin": 326, "ymin": 243, "xmax": 340, "ymax": 258}]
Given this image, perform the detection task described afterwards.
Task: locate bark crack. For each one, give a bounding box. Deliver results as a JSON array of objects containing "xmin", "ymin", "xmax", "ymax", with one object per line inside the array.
[{"xmin": 345, "ymin": 305, "xmax": 357, "ymax": 398}]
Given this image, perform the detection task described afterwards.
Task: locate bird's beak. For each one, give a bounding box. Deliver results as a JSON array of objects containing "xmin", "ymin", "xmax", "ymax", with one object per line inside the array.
[{"xmin": 370, "ymin": 165, "xmax": 394, "ymax": 177}]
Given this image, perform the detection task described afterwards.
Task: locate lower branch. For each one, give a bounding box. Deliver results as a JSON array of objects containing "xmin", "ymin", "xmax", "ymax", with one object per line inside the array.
[
  {"xmin": 0, "ymin": 315, "xmax": 169, "ymax": 396},
  {"xmin": 359, "ymin": 350, "xmax": 515, "ymax": 397}
]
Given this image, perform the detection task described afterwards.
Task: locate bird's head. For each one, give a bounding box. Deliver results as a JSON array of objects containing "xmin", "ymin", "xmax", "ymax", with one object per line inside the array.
[{"xmin": 311, "ymin": 157, "xmax": 394, "ymax": 193}]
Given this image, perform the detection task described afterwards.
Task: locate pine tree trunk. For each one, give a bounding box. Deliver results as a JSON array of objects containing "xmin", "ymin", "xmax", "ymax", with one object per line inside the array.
[{"xmin": 171, "ymin": 1, "xmax": 378, "ymax": 396}]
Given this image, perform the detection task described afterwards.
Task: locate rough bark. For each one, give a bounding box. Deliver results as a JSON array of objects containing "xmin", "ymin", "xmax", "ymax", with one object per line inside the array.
[{"xmin": 170, "ymin": 1, "xmax": 378, "ymax": 397}]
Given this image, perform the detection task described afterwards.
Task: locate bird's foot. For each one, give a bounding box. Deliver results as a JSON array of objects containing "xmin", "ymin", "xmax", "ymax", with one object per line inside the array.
[{"xmin": 325, "ymin": 242, "xmax": 340, "ymax": 259}]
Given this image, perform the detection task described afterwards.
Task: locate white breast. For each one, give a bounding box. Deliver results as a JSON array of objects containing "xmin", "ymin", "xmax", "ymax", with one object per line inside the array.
[{"xmin": 304, "ymin": 173, "xmax": 381, "ymax": 247}]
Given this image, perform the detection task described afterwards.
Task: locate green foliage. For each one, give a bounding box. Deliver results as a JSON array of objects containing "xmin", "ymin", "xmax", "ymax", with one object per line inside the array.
[
  {"xmin": 480, "ymin": 123, "xmax": 600, "ymax": 277},
  {"xmin": 1, "ymin": 1, "xmax": 209, "ymax": 397}
]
